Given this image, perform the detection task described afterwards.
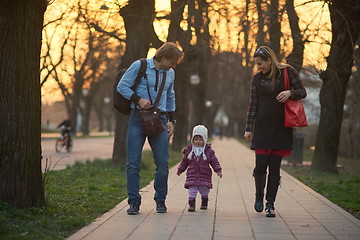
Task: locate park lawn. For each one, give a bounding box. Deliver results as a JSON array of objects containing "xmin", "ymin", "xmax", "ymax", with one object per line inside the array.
[
  {"xmin": 0, "ymin": 150, "xmax": 183, "ymax": 240},
  {"xmin": 282, "ymin": 150, "xmax": 360, "ymax": 220}
]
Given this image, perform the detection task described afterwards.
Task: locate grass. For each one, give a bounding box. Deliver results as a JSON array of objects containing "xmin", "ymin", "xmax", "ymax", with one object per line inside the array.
[
  {"xmin": 282, "ymin": 150, "xmax": 360, "ymax": 220},
  {"xmin": 0, "ymin": 150, "xmax": 182, "ymax": 240}
]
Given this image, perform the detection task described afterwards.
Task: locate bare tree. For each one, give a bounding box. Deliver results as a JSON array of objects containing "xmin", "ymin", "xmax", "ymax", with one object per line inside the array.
[
  {"xmin": 208, "ymin": 0, "xmax": 254, "ymax": 138},
  {"xmin": 219, "ymin": 0, "xmax": 254, "ymax": 137},
  {"xmin": 93, "ymin": 77, "xmax": 115, "ymax": 133},
  {"xmin": 168, "ymin": 0, "xmax": 192, "ymax": 151},
  {"xmin": 0, "ymin": 0, "xmax": 48, "ymax": 207},
  {"xmin": 312, "ymin": 0, "xmax": 360, "ymax": 172},
  {"xmin": 41, "ymin": 4, "xmax": 76, "ymax": 87},
  {"xmin": 269, "ymin": 0, "xmax": 282, "ymax": 61},
  {"xmin": 341, "ymin": 42, "xmax": 360, "ymax": 158},
  {"xmin": 207, "ymin": 52, "xmax": 250, "ymax": 137},
  {"xmin": 42, "ymin": 1, "xmax": 122, "ymax": 135},
  {"xmin": 256, "ymin": 0, "xmax": 267, "ymax": 48},
  {"xmin": 187, "ymin": 0, "xmax": 212, "ymax": 127},
  {"xmin": 285, "ymin": 0, "xmax": 304, "ymax": 72},
  {"xmin": 167, "ymin": 0, "xmax": 212, "ymax": 150}
]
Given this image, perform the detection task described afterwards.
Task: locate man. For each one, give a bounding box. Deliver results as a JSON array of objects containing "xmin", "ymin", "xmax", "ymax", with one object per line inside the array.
[
  {"xmin": 118, "ymin": 42, "xmax": 183, "ymax": 215},
  {"xmin": 57, "ymin": 115, "xmax": 72, "ymax": 149}
]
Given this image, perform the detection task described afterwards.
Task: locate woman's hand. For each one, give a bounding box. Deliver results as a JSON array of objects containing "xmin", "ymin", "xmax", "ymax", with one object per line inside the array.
[
  {"xmin": 276, "ymin": 90, "xmax": 291, "ymax": 103},
  {"xmin": 244, "ymin": 131, "xmax": 253, "ymax": 142},
  {"xmin": 217, "ymin": 171, "xmax": 223, "ymax": 178}
]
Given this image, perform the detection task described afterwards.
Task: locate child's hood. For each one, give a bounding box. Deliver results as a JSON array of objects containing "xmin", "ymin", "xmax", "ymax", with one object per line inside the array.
[
  {"xmin": 191, "ymin": 125, "xmax": 208, "ymax": 144},
  {"xmin": 187, "ymin": 125, "xmax": 208, "ymax": 160},
  {"xmin": 183, "ymin": 143, "xmax": 212, "ymax": 155}
]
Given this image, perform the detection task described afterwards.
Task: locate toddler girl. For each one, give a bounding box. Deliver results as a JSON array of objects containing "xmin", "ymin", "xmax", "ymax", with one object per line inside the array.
[{"xmin": 177, "ymin": 125, "xmax": 222, "ymax": 211}]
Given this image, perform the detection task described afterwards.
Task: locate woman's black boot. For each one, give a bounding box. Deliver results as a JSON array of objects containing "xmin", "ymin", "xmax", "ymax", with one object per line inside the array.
[
  {"xmin": 188, "ymin": 199, "xmax": 195, "ymax": 212},
  {"xmin": 265, "ymin": 175, "xmax": 281, "ymax": 217},
  {"xmin": 265, "ymin": 202, "xmax": 275, "ymax": 217},
  {"xmin": 200, "ymin": 197, "xmax": 208, "ymax": 210},
  {"xmin": 253, "ymin": 172, "xmax": 266, "ymax": 212}
]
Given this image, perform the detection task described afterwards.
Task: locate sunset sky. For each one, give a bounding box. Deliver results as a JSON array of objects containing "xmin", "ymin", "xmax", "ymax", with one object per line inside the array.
[{"xmin": 41, "ymin": 0, "xmax": 330, "ymax": 104}]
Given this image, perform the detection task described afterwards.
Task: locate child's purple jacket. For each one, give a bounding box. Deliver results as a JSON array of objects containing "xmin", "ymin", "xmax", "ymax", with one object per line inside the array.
[{"xmin": 177, "ymin": 143, "xmax": 222, "ymax": 189}]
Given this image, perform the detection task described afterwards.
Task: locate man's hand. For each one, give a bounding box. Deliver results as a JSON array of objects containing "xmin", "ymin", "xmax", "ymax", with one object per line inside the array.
[
  {"xmin": 167, "ymin": 122, "xmax": 174, "ymax": 138},
  {"xmin": 138, "ymin": 98, "xmax": 151, "ymax": 109}
]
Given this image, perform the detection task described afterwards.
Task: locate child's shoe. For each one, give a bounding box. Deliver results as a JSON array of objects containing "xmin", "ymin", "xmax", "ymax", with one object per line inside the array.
[
  {"xmin": 200, "ymin": 197, "xmax": 208, "ymax": 210},
  {"xmin": 188, "ymin": 199, "xmax": 195, "ymax": 212}
]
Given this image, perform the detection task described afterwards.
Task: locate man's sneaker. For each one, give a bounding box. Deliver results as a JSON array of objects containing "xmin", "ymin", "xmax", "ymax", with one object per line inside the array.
[
  {"xmin": 156, "ymin": 201, "xmax": 167, "ymax": 213},
  {"xmin": 127, "ymin": 202, "xmax": 140, "ymax": 215}
]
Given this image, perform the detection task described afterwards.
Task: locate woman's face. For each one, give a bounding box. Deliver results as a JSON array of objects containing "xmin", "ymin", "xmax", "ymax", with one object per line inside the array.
[
  {"xmin": 255, "ymin": 56, "xmax": 272, "ymax": 74},
  {"xmin": 193, "ymin": 135, "xmax": 204, "ymax": 147}
]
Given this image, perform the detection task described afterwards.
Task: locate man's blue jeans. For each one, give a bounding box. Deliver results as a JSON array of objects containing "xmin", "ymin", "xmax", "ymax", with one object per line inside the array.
[{"xmin": 126, "ymin": 110, "xmax": 169, "ymax": 205}]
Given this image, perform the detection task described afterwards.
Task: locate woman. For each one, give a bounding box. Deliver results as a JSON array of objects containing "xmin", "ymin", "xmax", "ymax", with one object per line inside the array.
[{"xmin": 244, "ymin": 46, "xmax": 307, "ymax": 217}]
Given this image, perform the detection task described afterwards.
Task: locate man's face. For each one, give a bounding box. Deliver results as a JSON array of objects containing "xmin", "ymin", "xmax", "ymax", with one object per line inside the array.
[{"xmin": 159, "ymin": 57, "xmax": 179, "ymax": 70}]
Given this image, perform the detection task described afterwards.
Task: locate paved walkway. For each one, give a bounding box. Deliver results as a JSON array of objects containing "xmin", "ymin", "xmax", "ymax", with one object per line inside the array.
[
  {"xmin": 67, "ymin": 138, "xmax": 360, "ymax": 240},
  {"xmin": 41, "ymin": 134, "xmax": 150, "ymax": 171}
]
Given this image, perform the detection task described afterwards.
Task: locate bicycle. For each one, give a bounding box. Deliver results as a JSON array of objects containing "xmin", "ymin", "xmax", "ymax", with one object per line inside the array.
[{"xmin": 55, "ymin": 131, "xmax": 73, "ymax": 153}]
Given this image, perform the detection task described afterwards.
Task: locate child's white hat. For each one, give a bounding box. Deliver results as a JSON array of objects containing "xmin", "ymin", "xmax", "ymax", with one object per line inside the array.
[
  {"xmin": 187, "ymin": 125, "xmax": 208, "ymax": 160},
  {"xmin": 192, "ymin": 125, "xmax": 208, "ymax": 143}
]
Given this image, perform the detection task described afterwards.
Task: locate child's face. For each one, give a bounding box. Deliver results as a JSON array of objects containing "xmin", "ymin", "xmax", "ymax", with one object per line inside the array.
[{"xmin": 193, "ymin": 135, "xmax": 204, "ymax": 147}]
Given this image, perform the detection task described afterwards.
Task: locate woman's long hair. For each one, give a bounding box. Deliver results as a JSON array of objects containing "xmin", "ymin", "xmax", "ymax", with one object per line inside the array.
[{"xmin": 254, "ymin": 46, "xmax": 290, "ymax": 85}]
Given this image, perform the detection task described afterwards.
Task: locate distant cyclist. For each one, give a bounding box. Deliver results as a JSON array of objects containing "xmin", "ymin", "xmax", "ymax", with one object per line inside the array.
[{"xmin": 57, "ymin": 116, "xmax": 72, "ymax": 149}]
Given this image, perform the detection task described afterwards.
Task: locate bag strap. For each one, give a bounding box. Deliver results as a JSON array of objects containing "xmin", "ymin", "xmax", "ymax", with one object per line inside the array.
[
  {"xmin": 155, "ymin": 71, "xmax": 166, "ymax": 106},
  {"xmin": 283, "ymin": 67, "xmax": 290, "ymax": 90},
  {"xmin": 146, "ymin": 70, "xmax": 166, "ymax": 108},
  {"xmin": 130, "ymin": 58, "xmax": 147, "ymax": 91}
]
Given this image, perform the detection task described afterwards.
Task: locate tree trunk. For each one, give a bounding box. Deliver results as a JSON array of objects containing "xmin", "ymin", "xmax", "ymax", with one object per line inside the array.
[
  {"xmin": 255, "ymin": 0, "xmax": 266, "ymax": 48},
  {"xmin": 268, "ymin": 0, "xmax": 282, "ymax": 61},
  {"xmin": 0, "ymin": 1, "xmax": 47, "ymax": 207},
  {"xmin": 171, "ymin": 62, "xmax": 191, "ymax": 151},
  {"xmin": 285, "ymin": 0, "xmax": 304, "ymax": 72},
  {"xmin": 312, "ymin": 0, "xmax": 360, "ymax": 172},
  {"xmin": 242, "ymin": 0, "xmax": 253, "ymax": 137},
  {"xmin": 72, "ymin": 81, "xmax": 84, "ymax": 134},
  {"xmin": 189, "ymin": 0, "xmax": 211, "ymax": 126},
  {"xmin": 82, "ymin": 96, "xmax": 92, "ymax": 136},
  {"xmin": 94, "ymin": 103, "xmax": 104, "ymax": 132},
  {"xmin": 168, "ymin": 0, "xmax": 191, "ymax": 151},
  {"xmin": 112, "ymin": 0, "xmax": 156, "ymax": 166},
  {"xmin": 82, "ymin": 85, "xmax": 101, "ymax": 136},
  {"xmin": 167, "ymin": 0, "xmax": 195, "ymax": 151},
  {"xmin": 343, "ymin": 42, "xmax": 360, "ymax": 158}
]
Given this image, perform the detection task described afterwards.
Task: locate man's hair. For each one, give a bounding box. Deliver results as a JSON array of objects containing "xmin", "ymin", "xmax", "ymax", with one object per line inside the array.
[{"xmin": 154, "ymin": 42, "xmax": 184, "ymax": 63}]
